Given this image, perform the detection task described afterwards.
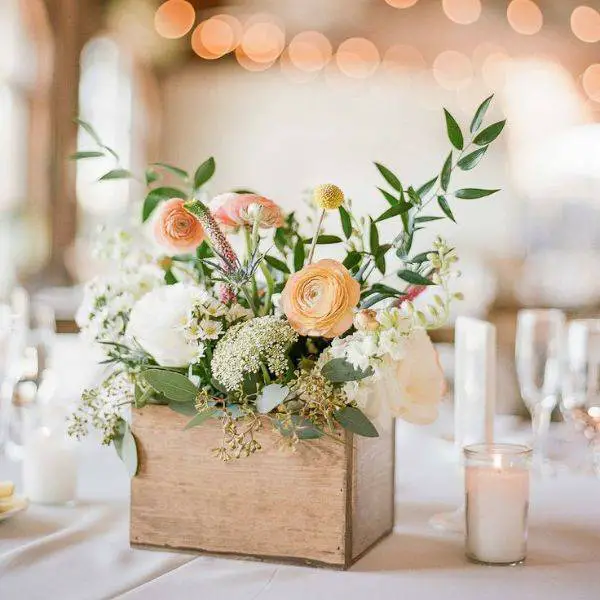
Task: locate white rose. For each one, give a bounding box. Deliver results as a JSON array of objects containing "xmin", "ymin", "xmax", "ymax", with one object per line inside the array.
[{"xmin": 127, "ymin": 283, "xmax": 204, "ymax": 367}]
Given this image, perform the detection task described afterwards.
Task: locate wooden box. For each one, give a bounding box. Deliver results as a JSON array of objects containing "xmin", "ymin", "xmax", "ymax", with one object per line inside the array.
[{"xmin": 130, "ymin": 405, "xmax": 395, "ymax": 569}]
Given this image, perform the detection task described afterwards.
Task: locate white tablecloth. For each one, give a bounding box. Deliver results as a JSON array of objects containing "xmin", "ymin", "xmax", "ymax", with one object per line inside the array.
[{"xmin": 1, "ymin": 336, "xmax": 600, "ymax": 600}]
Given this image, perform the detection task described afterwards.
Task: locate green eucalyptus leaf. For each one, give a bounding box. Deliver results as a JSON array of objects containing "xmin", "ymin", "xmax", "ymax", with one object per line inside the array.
[
  {"xmin": 293, "ymin": 236, "xmax": 305, "ymax": 271},
  {"xmin": 371, "ymin": 283, "xmax": 405, "ymax": 296},
  {"xmin": 410, "ymin": 251, "xmax": 431, "ymax": 264},
  {"xmin": 169, "ymin": 401, "xmax": 198, "ymax": 416},
  {"xmin": 415, "ymin": 215, "xmax": 444, "ymax": 223},
  {"xmin": 69, "ymin": 150, "xmax": 105, "ymax": 160},
  {"xmin": 264, "ymin": 255, "xmax": 290, "ymax": 274},
  {"xmin": 407, "ymin": 187, "xmax": 421, "ymax": 206},
  {"xmin": 398, "ymin": 269, "xmax": 434, "ymax": 286},
  {"xmin": 256, "ymin": 384, "xmax": 289, "ymax": 414},
  {"xmin": 141, "ymin": 369, "xmax": 198, "ymax": 403},
  {"xmin": 375, "ymin": 202, "xmax": 411, "ymax": 223},
  {"xmin": 455, "ymin": 188, "xmax": 499, "ymax": 199},
  {"xmin": 145, "ymin": 169, "xmax": 160, "ymax": 186},
  {"xmin": 378, "ymin": 187, "xmax": 399, "ymax": 206},
  {"xmin": 339, "ymin": 205, "xmax": 352, "ymax": 239},
  {"xmin": 322, "ymin": 358, "xmax": 374, "ymax": 383},
  {"xmin": 444, "ymin": 109, "xmax": 464, "ymax": 150},
  {"xmin": 437, "ymin": 195, "xmax": 456, "ymax": 222},
  {"xmin": 441, "ymin": 152, "xmax": 452, "ymax": 191},
  {"xmin": 164, "ymin": 269, "xmax": 178, "ymax": 285},
  {"xmin": 98, "ymin": 169, "xmax": 133, "ymax": 181},
  {"xmin": 361, "ymin": 292, "xmax": 393, "ymax": 308},
  {"xmin": 113, "ymin": 419, "xmax": 138, "ymax": 478},
  {"xmin": 369, "ymin": 220, "xmax": 380, "ymax": 254},
  {"xmin": 151, "ymin": 162, "xmax": 189, "ymax": 179},
  {"xmin": 74, "ymin": 118, "xmax": 103, "ymax": 146},
  {"xmin": 274, "ymin": 415, "xmax": 323, "ymax": 440},
  {"xmin": 343, "ymin": 251, "xmax": 362, "ymax": 270},
  {"xmin": 473, "ymin": 120, "xmax": 506, "ymax": 146},
  {"xmin": 184, "ymin": 408, "xmax": 219, "ymax": 430},
  {"xmin": 303, "ymin": 235, "xmax": 343, "ymax": 245},
  {"xmin": 193, "ymin": 157, "xmax": 216, "ymax": 190},
  {"xmin": 457, "ymin": 146, "xmax": 488, "ymax": 170},
  {"xmin": 470, "ymin": 94, "xmax": 494, "ymax": 134},
  {"xmin": 417, "ymin": 176, "xmax": 438, "ymax": 198},
  {"xmin": 334, "ymin": 406, "xmax": 379, "ymax": 438},
  {"xmin": 375, "ymin": 162, "xmax": 402, "ymax": 192}
]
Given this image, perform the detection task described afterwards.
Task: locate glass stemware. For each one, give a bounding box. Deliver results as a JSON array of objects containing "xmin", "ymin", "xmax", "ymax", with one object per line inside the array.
[
  {"xmin": 515, "ymin": 309, "xmax": 565, "ymax": 465},
  {"xmin": 561, "ymin": 319, "xmax": 600, "ymax": 474}
]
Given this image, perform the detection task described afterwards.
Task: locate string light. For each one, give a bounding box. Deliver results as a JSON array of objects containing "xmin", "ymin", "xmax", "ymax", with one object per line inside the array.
[
  {"xmin": 583, "ymin": 64, "xmax": 600, "ymax": 102},
  {"xmin": 571, "ymin": 6, "xmax": 600, "ymax": 43},
  {"xmin": 336, "ymin": 38, "xmax": 380, "ymax": 79},
  {"xmin": 154, "ymin": 0, "xmax": 195, "ymax": 39},
  {"xmin": 507, "ymin": 0, "xmax": 543, "ymax": 36},
  {"xmin": 442, "ymin": 0, "xmax": 482, "ymax": 25},
  {"xmin": 433, "ymin": 50, "xmax": 473, "ymax": 90},
  {"xmin": 199, "ymin": 15, "xmax": 242, "ymax": 58},
  {"xmin": 287, "ymin": 31, "xmax": 332, "ymax": 72},
  {"xmin": 384, "ymin": 0, "xmax": 419, "ymax": 8}
]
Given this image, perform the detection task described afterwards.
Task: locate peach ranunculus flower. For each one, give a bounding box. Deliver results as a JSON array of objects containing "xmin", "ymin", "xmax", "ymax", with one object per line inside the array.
[
  {"xmin": 209, "ymin": 193, "xmax": 284, "ymax": 231},
  {"xmin": 153, "ymin": 198, "xmax": 206, "ymax": 253},
  {"xmin": 281, "ymin": 259, "xmax": 360, "ymax": 338}
]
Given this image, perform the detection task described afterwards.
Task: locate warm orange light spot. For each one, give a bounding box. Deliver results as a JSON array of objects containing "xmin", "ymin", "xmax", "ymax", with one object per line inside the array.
[
  {"xmin": 507, "ymin": 0, "xmax": 543, "ymax": 36},
  {"xmin": 280, "ymin": 49, "xmax": 319, "ymax": 83},
  {"xmin": 481, "ymin": 52, "xmax": 510, "ymax": 89},
  {"xmin": 241, "ymin": 20, "xmax": 285, "ymax": 64},
  {"xmin": 442, "ymin": 0, "xmax": 482, "ymax": 25},
  {"xmin": 385, "ymin": 0, "xmax": 419, "ymax": 8},
  {"xmin": 288, "ymin": 31, "xmax": 333, "ymax": 72},
  {"xmin": 571, "ymin": 6, "xmax": 600, "ymax": 43},
  {"xmin": 336, "ymin": 38, "xmax": 380, "ymax": 79},
  {"xmin": 383, "ymin": 45, "xmax": 426, "ymax": 73},
  {"xmin": 154, "ymin": 0, "xmax": 195, "ymax": 39},
  {"xmin": 196, "ymin": 15, "xmax": 242, "ymax": 58},
  {"xmin": 235, "ymin": 46, "xmax": 276, "ymax": 72},
  {"xmin": 191, "ymin": 24, "xmax": 219, "ymax": 59},
  {"xmin": 433, "ymin": 50, "xmax": 473, "ymax": 90},
  {"xmin": 583, "ymin": 64, "xmax": 600, "ymax": 102}
]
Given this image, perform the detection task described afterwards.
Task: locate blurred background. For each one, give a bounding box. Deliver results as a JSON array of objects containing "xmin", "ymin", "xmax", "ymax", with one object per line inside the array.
[{"xmin": 2, "ymin": 0, "xmax": 600, "ymax": 412}]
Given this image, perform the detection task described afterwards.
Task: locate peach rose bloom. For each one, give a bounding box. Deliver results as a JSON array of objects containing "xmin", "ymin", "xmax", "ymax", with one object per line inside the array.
[
  {"xmin": 154, "ymin": 198, "xmax": 205, "ymax": 253},
  {"xmin": 209, "ymin": 193, "xmax": 284, "ymax": 230},
  {"xmin": 281, "ymin": 259, "xmax": 360, "ymax": 338}
]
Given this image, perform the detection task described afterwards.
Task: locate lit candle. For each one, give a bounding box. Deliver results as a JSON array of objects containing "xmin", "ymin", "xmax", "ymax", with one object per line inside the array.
[
  {"xmin": 22, "ymin": 426, "xmax": 78, "ymax": 505},
  {"xmin": 464, "ymin": 444, "xmax": 531, "ymax": 565}
]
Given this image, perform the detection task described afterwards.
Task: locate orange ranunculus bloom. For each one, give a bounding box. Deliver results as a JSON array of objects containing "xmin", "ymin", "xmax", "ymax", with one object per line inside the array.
[
  {"xmin": 281, "ymin": 259, "xmax": 360, "ymax": 338},
  {"xmin": 209, "ymin": 193, "xmax": 284, "ymax": 231},
  {"xmin": 154, "ymin": 198, "xmax": 205, "ymax": 253}
]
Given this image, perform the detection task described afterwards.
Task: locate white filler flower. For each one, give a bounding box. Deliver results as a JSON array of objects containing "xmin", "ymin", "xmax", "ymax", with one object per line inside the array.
[{"xmin": 127, "ymin": 283, "xmax": 204, "ymax": 367}]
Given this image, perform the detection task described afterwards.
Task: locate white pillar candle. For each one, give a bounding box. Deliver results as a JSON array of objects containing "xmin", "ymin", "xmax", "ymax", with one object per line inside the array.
[
  {"xmin": 465, "ymin": 445, "xmax": 531, "ymax": 565},
  {"xmin": 22, "ymin": 427, "xmax": 78, "ymax": 505}
]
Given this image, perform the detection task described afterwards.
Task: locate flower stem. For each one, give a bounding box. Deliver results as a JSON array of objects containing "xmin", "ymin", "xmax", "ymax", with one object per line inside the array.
[
  {"xmin": 307, "ymin": 209, "xmax": 325, "ymax": 264},
  {"xmin": 259, "ymin": 260, "xmax": 274, "ymax": 316}
]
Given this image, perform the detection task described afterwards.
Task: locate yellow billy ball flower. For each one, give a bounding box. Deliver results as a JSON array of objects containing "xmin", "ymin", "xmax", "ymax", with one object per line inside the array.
[{"xmin": 313, "ymin": 183, "xmax": 344, "ymax": 210}]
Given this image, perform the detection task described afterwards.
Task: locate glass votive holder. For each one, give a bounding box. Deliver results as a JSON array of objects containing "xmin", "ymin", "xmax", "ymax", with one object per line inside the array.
[{"xmin": 464, "ymin": 443, "xmax": 532, "ymax": 566}]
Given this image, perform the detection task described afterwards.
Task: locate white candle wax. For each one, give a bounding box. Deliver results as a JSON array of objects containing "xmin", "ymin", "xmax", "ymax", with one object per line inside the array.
[
  {"xmin": 465, "ymin": 463, "xmax": 529, "ymax": 564},
  {"xmin": 22, "ymin": 428, "xmax": 78, "ymax": 504}
]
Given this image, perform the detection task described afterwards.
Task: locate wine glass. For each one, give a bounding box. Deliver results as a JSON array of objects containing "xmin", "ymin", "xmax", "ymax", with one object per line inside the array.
[
  {"xmin": 515, "ymin": 309, "xmax": 565, "ymax": 466},
  {"xmin": 561, "ymin": 319, "xmax": 600, "ymax": 474}
]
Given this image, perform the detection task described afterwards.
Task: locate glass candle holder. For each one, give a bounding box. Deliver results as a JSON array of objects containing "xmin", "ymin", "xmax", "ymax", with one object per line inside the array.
[{"xmin": 464, "ymin": 443, "xmax": 532, "ymax": 566}]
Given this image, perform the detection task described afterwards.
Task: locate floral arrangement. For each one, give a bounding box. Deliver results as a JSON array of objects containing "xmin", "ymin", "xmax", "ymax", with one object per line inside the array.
[{"xmin": 69, "ymin": 97, "xmax": 505, "ymax": 474}]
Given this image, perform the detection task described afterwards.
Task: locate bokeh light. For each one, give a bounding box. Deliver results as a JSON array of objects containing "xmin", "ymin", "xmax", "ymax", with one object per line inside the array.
[
  {"xmin": 280, "ymin": 48, "xmax": 319, "ymax": 83},
  {"xmin": 287, "ymin": 31, "xmax": 333, "ymax": 73},
  {"xmin": 235, "ymin": 46, "xmax": 276, "ymax": 72},
  {"xmin": 383, "ymin": 45, "xmax": 426, "ymax": 74},
  {"xmin": 571, "ymin": 6, "xmax": 600, "ymax": 43},
  {"xmin": 154, "ymin": 0, "xmax": 195, "ymax": 39},
  {"xmin": 241, "ymin": 18, "xmax": 285, "ymax": 64},
  {"xmin": 442, "ymin": 0, "xmax": 482, "ymax": 25},
  {"xmin": 336, "ymin": 38, "xmax": 380, "ymax": 79},
  {"xmin": 481, "ymin": 52, "xmax": 510, "ymax": 89},
  {"xmin": 582, "ymin": 64, "xmax": 600, "ymax": 102},
  {"xmin": 433, "ymin": 50, "xmax": 473, "ymax": 90},
  {"xmin": 191, "ymin": 24, "xmax": 218, "ymax": 59},
  {"xmin": 507, "ymin": 0, "xmax": 543, "ymax": 36},
  {"xmin": 384, "ymin": 0, "xmax": 419, "ymax": 8},
  {"xmin": 196, "ymin": 15, "xmax": 242, "ymax": 58}
]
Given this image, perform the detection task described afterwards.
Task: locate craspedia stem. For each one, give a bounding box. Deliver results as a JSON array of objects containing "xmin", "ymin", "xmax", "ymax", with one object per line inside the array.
[{"xmin": 307, "ymin": 209, "xmax": 325, "ymax": 264}]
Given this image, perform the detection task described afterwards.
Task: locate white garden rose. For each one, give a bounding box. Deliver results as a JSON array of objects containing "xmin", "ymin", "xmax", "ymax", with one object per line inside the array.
[{"xmin": 127, "ymin": 283, "xmax": 204, "ymax": 367}]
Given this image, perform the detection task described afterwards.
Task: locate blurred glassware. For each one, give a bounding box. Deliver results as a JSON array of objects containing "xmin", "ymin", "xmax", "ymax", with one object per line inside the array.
[
  {"xmin": 561, "ymin": 319, "xmax": 600, "ymax": 475},
  {"xmin": 515, "ymin": 309, "xmax": 565, "ymax": 466}
]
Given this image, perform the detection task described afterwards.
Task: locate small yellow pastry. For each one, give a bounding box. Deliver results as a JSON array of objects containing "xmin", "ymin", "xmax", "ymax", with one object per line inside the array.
[
  {"xmin": 0, "ymin": 481, "xmax": 14, "ymax": 498},
  {"xmin": 0, "ymin": 497, "xmax": 15, "ymax": 513}
]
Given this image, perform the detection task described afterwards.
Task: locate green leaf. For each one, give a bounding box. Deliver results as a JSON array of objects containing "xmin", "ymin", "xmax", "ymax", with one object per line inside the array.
[
  {"xmin": 193, "ymin": 157, "xmax": 216, "ymax": 190},
  {"xmin": 145, "ymin": 169, "xmax": 160, "ymax": 186},
  {"xmin": 321, "ymin": 358, "xmax": 374, "ymax": 383},
  {"xmin": 142, "ymin": 186, "xmax": 187, "ymax": 222},
  {"xmin": 339, "ymin": 206, "xmax": 352, "ymax": 239},
  {"xmin": 369, "ymin": 220, "xmax": 380, "ymax": 254},
  {"xmin": 74, "ymin": 118, "xmax": 103, "ymax": 146},
  {"xmin": 473, "ymin": 120, "xmax": 506, "ymax": 146},
  {"xmin": 184, "ymin": 408, "xmax": 218, "ymax": 430},
  {"xmin": 69, "ymin": 150, "xmax": 105, "ymax": 160},
  {"xmin": 264, "ymin": 255, "xmax": 290, "ymax": 274},
  {"xmin": 114, "ymin": 419, "xmax": 138, "ymax": 478},
  {"xmin": 454, "ymin": 188, "xmax": 499, "ymax": 199},
  {"xmin": 437, "ymin": 195, "xmax": 456, "ymax": 222},
  {"xmin": 303, "ymin": 235, "xmax": 343, "ymax": 245},
  {"xmin": 377, "ymin": 187, "xmax": 399, "ymax": 206},
  {"xmin": 417, "ymin": 176, "xmax": 438, "ymax": 198},
  {"xmin": 457, "ymin": 146, "xmax": 488, "ymax": 170},
  {"xmin": 415, "ymin": 215, "xmax": 444, "ymax": 223},
  {"xmin": 103, "ymin": 145, "xmax": 119, "ymax": 161},
  {"xmin": 274, "ymin": 416, "xmax": 323, "ymax": 440},
  {"xmin": 256, "ymin": 384, "xmax": 289, "ymax": 414},
  {"xmin": 334, "ymin": 406, "xmax": 379, "ymax": 438},
  {"xmin": 293, "ymin": 236, "xmax": 305, "ymax": 271},
  {"xmin": 343, "ymin": 251, "xmax": 362, "ymax": 270},
  {"xmin": 141, "ymin": 369, "xmax": 198, "ymax": 403},
  {"xmin": 375, "ymin": 162, "xmax": 402, "ymax": 192},
  {"xmin": 164, "ymin": 269, "xmax": 178, "ymax": 285},
  {"xmin": 169, "ymin": 401, "xmax": 197, "ymax": 416},
  {"xmin": 407, "ymin": 187, "xmax": 421, "ymax": 206},
  {"xmin": 410, "ymin": 251, "xmax": 431, "ymax": 264},
  {"xmin": 151, "ymin": 162, "xmax": 189, "ymax": 179},
  {"xmin": 444, "ymin": 109, "xmax": 464, "ymax": 150},
  {"xmin": 398, "ymin": 269, "xmax": 434, "ymax": 286},
  {"xmin": 441, "ymin": 152, "xmax": 452, "ymax": 192},
  {"xmin": 98, "ymin": 169, "xmax": 132, "ymax": 181},
  {"xmin": 370, "ymin": 283, "xmax": 405, "ymax": 296},
  {"xmin": 375, "ymin": 201, "xmax": 411, "ymax": 223},
  {"xmin": 361, "ymin": 293, "xmax": 392, "ymax": 308},
  {"xmin": 470, "ymin": 94, "xmax": 494, "ymax": 134}
]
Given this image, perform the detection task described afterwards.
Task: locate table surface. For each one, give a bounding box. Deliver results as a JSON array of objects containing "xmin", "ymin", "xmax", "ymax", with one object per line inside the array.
[{"xmin": 1, "ymin": 336, "xmax": 600, "ymax": 600}]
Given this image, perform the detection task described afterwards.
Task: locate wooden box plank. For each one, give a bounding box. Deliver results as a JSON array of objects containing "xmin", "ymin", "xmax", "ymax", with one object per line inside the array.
[{"xmin": 130, "ymin": 405, "xmax": 394, "ymax": 569}]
